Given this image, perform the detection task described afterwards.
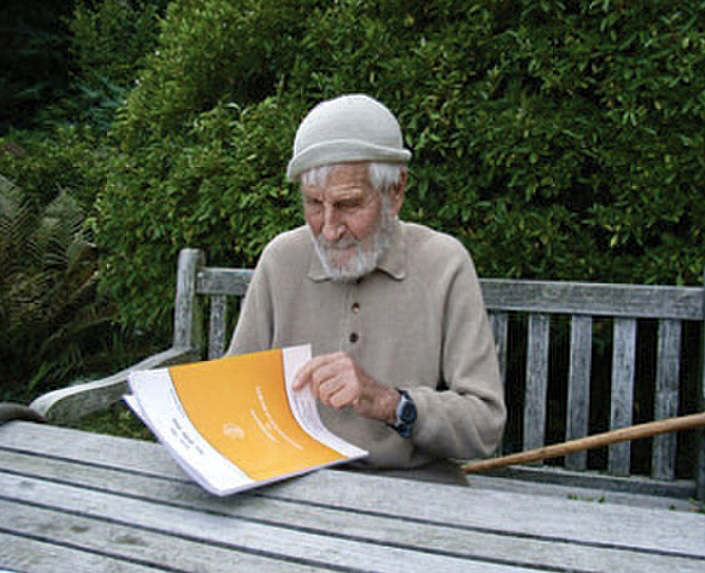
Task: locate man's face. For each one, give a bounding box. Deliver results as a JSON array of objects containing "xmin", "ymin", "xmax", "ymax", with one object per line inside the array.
[{"xmin": 301, "ymin": 163, "xmax": 402, "ymax": 281}]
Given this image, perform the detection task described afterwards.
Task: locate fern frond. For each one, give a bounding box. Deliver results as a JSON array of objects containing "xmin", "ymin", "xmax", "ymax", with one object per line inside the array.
[
  {"xmin": 0, "ymin": 182, "xmax": 42, "ymax": 277},
  {"xmin": 1, "ymin": 182, "xmax": 117, "ymax": 390}
]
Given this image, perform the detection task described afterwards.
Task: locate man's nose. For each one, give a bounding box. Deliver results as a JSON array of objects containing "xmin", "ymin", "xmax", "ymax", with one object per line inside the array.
[{"xmin": 321, "ymin": 206, "xmax": 345, "ymax": 242}]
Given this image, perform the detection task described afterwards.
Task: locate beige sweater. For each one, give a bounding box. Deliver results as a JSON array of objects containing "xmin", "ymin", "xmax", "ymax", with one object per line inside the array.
[{"xmin": 227, "ymin": 220, "xmax": 506, "ymax": 469}]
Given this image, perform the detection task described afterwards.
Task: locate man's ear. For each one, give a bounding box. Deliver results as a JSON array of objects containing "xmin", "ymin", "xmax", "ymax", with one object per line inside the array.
[{"xmin": 389, "ymin": 168, "xmax": 407, "ymax": 216}]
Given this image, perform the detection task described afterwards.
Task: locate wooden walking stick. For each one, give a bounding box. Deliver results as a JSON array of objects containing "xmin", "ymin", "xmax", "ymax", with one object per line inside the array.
[{"xmin": 462, "ymin": 411, "xmax": 705, "ymax": 474}]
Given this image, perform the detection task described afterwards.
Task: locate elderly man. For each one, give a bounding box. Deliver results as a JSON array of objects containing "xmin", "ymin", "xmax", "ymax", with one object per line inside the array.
[{"xmin": 227, "ymin": 94, "xmax": 505, "ymax": 484}]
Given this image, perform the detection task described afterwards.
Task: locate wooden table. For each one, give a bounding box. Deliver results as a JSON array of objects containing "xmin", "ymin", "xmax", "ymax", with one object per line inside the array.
[{"xmin": 1, "ymin": 421, "xmax": 703, "ymax": 573}]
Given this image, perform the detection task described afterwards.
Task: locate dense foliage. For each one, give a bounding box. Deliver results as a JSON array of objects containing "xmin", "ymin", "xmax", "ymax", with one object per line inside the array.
[
  {"xmin": 63, "ymin": 0, "xmax": 167, "ymax": 134},
  {"xmin": 0, "ymin": 0, "xmax": 167, "ymax": 396},
  {"xmin": 99, "ymin": 0, "xmax": 705, "ymax": 339}
]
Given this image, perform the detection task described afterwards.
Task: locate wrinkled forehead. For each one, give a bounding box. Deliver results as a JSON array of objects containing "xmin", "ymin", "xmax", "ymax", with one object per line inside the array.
[{"xmin": 300, "ymin": 164, "xmax": 377, "ymax": 201}]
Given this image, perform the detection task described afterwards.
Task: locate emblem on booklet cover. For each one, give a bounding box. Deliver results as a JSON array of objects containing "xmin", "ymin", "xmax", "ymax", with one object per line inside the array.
[{"xmin": 223, "ymin": 423, "xmax": 245, "ymax": 439}]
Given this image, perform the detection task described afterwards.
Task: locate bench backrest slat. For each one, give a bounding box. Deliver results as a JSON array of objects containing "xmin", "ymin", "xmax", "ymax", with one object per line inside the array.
[
  {"xmin": 565, "ymin": 314, "xmax": 592, "ymax": 471},
  {"xmin": 480, "ymin": 279, "xmax": 703, "ymax": 320},
  {"xmin": 176, "ymin": 248, "xmax": 704, "ymax": 493},
  {"xmin": 653, "ymin": 318, "xmax": 681, "ymax": 480},
  {"xmin": 609, "ymin": 318, "xmax": 637, "ymax": 476},
  {"xmin": 174, "ymin": 249, "xmax": 204, "ymax": 349},
  {"xmin": 208, "ymin": 294, "xmax": 228, "ymax": 360},
  {"xmin": 524, "ymin": 313, "xmax": 550, "ymax": 452},
  {"xmin": 197, "ymin": 267, "xmax": 252, "ymax": 296}
]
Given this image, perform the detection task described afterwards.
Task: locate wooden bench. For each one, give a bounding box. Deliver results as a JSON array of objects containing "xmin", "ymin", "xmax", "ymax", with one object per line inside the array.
[{"xmin": 31, "ymin": 248, "xmax": 705, "ymax": 500}]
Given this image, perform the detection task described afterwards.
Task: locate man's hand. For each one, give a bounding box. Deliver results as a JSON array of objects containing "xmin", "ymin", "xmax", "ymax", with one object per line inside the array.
[{"xmin": 293, "ymin": 351, "xmax": 399, "ymax": 424}]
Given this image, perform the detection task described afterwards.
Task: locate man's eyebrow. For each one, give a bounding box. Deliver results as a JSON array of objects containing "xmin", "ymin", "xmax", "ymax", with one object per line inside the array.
[{"xmin": 335, "ymin": 195, "xmax": 364, "ymax": 205}]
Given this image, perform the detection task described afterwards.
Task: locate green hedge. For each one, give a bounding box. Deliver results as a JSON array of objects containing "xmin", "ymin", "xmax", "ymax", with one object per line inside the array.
[
  {"xmin": 0, "ymin": 126, "xmax": 107, "ymax": 211},
  {"xmin": 98, "ymin": 0, "xmax": 705, "ymax": 338}
]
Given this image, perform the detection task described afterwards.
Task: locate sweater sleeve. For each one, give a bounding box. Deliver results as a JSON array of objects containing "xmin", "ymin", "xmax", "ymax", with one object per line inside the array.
[{"xmin": 405, "ymin": 248, "xmax": 506, "ymax": 461}]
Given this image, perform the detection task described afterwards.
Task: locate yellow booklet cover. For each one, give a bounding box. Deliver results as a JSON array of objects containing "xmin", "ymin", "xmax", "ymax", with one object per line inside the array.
[{"xmin": 124, "ymin": 345, "xmax": 367, "ymax": 495}]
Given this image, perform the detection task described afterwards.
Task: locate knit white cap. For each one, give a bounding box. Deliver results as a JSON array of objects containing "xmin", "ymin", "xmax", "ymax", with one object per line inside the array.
[{"xmin": 286, "ymin": 94, "xmax": 411, "ymax": 180}]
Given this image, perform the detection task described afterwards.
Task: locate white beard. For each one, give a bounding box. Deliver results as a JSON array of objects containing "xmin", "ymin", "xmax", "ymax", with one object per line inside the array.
[{"xmin": 311, "ymin": 207, "xmax": 396, "ymax": 282}]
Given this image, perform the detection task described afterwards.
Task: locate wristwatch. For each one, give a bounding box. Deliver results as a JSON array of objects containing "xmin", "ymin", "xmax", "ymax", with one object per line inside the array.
[{"xmin": 393, "ymin": 389, "xmax": 417, "ymax": 439}]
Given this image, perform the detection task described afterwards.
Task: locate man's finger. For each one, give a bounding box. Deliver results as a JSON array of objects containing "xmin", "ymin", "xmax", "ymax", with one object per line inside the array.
[
  {"xmin": 293, "ymin": 352, "xmax": 340, "ymax": 390},
  {"xmin": 292, "ymin": 362, "xmax": 312, "ymax": 391},
  {"xmin": 293, "ymin": 356, "xmax": 322, "ymax": 390}
]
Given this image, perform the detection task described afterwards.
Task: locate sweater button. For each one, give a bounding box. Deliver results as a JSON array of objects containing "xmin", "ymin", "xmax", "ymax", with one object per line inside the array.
[
  {"xmin": 351, "ymin": 302, "xmax": 360, "ymax": 313},
  {"xmin": 349, "ymin": 332, "xmax": 359, "ymax": 343}
]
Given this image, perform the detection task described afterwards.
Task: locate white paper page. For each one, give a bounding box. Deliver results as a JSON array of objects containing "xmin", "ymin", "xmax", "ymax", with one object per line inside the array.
[
  {"xmin": 283, "ymin": 345, "xmax": 367, "ymax": 459},
  {"xmin": 126, "ymin": 369, "xmax": 253, "ymax": 495}
]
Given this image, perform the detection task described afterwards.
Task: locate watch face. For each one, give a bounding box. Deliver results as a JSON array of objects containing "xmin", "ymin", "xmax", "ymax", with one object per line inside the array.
[
  {"xmin": 394, "ymin": 390, "xmax": 417, "ymax": 438},
  {"xmin": 400, "ymin": 400, "xmax": 417, "ymax": 424}
]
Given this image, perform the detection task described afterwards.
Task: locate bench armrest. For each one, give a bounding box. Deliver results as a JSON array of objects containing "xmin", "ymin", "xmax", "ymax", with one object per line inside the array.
[{"xmin": 30, "ymin": 346, "xmax": 200, "ymax": 424}]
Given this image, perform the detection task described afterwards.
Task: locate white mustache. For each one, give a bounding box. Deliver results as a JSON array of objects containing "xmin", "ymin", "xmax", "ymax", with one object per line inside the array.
[{"xmin": 317, "ymin": 236, "xmax": 360, "ymax": 250}]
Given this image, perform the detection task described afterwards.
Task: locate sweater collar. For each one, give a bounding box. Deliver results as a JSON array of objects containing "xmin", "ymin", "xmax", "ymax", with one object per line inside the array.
[{"xmin": 307, "ymin": 218, "xmax": 406, "ymax": 282}]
